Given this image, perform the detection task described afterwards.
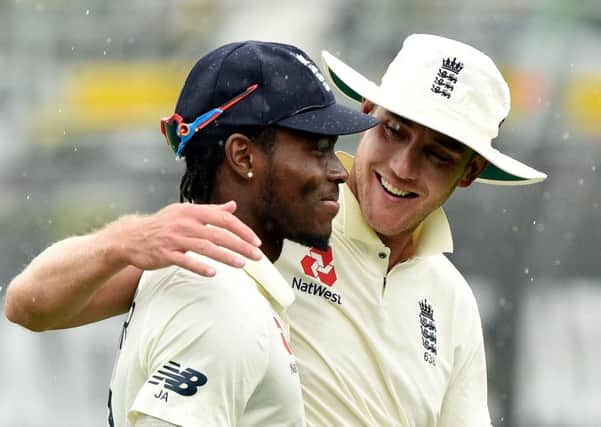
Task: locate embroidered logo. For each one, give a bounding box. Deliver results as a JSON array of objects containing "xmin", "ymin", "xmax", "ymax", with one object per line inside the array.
[
  {"xmin": 293, "ymin": 53, "xmax": 331, "ymax": 92},
  {"xmin": 419, "ymin": 299, "xmax": 437, "ymax": 366},
  {"xmin": 431, "ymin": 57, "xmax": 463, "ymax": 99},
  {"xmin": 149, "ymin": 361, "xmax": 207, "ymax": 398},
  {"xmin": 300, "ymin": 246, "xmax": 337, "ymax": 286}
]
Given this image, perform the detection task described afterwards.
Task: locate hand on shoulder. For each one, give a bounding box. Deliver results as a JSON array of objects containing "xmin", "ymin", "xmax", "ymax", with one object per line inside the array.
[{"xmin": 103, "ymin": 201, "xmax": 263, "ymax": 277}]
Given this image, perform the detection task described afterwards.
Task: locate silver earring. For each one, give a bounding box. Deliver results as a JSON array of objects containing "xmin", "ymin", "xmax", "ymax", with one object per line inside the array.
[{"xmin": 247, "ymin": 171, "xmax": 253, "ymax": 179}]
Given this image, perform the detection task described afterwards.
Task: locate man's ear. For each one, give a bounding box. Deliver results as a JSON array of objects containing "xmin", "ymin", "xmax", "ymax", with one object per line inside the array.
[
  {"xmin": 458, "ymin": 154, "xmax": 488, "ymax": 188},
  {"xmin": 361, "ymin": 99, "xmax": 376, "ymax": 115},
  {"xmin": 223, "ymin": 133, "xmax": 255, "ymax": 181}
]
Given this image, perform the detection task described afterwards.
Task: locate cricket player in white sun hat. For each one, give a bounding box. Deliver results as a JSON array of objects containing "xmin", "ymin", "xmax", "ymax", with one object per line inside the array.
[{"xmin": 6, "ymin": 34, "xmax": 546, "ymax": 427}]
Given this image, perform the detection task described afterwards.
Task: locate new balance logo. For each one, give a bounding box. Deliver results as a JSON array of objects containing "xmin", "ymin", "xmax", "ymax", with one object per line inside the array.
[{"xmin": 149, "ymin": 361, "xmax": 207, "ymax": 400}]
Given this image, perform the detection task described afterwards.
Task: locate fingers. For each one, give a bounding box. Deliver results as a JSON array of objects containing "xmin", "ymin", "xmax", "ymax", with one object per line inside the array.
[
  {"xmin": 218, "ymin": 200, "xmax": 237, "ymax": 214},
  {"xmin": 123, "ymin": 202, "xmax": 263, "ymax": 273},
  {"xmin": 169, "ymin": 252, "xmax": 217, "ymax": 277},
  {"xmin": 185, "ymin": 203, "xmax": 262, "ymax": 259},
  {"xmin": 170, "ymin": 236, "xmax": 260, "ymax": 277},
  {"xmin": 183, "ymin": 235, "xmax": 254, "ymax": 268},
  {"xmin": 204, "ymin": 224, "xmax": 263, "ymax": 261}
]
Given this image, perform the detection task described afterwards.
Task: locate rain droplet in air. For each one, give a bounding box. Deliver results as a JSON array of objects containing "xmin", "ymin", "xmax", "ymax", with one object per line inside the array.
[{"xmin": 85, "ymin": 9, "xmax": 90, "ymax": 15}]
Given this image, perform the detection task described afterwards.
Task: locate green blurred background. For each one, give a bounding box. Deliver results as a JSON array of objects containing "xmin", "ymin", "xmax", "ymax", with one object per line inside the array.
[{"xmin": 1, "ymin": 1, "xmax": 600, "ymax": 426}]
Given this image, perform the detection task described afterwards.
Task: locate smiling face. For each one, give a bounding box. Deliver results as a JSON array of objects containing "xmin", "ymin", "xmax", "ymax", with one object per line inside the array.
[
  {"xmin": 349, "ymin": 102, "xmax": 487, "ymax": 243},
  {"xmin": 256, "ymin": 128, "xmax": 348, "ymax": 251}
]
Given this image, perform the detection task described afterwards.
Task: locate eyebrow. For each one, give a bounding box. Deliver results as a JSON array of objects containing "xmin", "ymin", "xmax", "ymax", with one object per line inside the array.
[{"xmin": 382, "ymin": 111, "xmax": 470, "ymax": 154}]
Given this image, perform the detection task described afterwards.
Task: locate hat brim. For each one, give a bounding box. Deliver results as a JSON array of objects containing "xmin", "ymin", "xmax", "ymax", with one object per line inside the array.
[
  {"xmin": 321, "ymin": 51, "xmax": 547, "ymax": 186},
  {"xmin": 276, "ymin": 103, "xmax": 379, "ymax": 136}
]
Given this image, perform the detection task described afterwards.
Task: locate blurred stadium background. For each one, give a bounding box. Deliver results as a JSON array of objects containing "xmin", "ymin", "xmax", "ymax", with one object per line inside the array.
[{"xmin": 1, "ymin": 0, "xmax": 600, "ymax": 426}]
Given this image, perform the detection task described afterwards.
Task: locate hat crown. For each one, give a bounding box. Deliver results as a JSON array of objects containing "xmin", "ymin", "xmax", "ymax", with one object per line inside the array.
[
  {"xmin": 380, "ymin": 34, "xmax": 510, "ymax": 145},
  {"xmin": 176, "ymin": 41, "xmax": 334, "ymax": 126}
]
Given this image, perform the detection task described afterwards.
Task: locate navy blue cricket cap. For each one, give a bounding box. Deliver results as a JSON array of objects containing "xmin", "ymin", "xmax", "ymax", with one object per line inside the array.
[{"xmin": 174, "ymin": 40, "xmax": 379, "ymax": 138}]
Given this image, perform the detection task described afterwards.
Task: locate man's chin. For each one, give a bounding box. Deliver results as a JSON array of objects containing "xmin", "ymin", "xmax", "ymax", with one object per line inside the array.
[{"xmin": 290, "ymin": 232, "xmax": 331, "ymax": 251}]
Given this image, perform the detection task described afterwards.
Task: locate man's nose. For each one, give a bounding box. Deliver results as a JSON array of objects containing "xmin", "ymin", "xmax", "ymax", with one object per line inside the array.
[
  {"xmin": 327, "ymin": 154, "xmax": 349, "ymax": 184},
  {"xmin": 390, "ymin": 143, "xmax": 419, "ymax": 181}
]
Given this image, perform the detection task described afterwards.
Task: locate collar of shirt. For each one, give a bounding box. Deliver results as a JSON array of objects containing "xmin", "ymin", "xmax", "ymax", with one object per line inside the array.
[
  {"xmin": 335, "ymin": 151, "xmax": 454, "ymax": 257},
  {"xmin": 243, "ymin": 253, "xmax": 296, "ymax": 309}
]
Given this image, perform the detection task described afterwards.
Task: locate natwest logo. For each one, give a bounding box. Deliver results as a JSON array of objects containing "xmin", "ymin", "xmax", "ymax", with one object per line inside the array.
[{"xmin": 300, "ymin": 246, "xmax": 337, "ymax": 286}]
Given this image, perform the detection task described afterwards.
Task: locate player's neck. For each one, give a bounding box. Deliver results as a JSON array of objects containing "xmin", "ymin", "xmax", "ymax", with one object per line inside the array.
[
  {"xmin": 210, "ymin": 192, "xmax": 283, "ymax": 263},
  {"xmin": 379, "ymin": 231, "xmax": 416, "ymax": 271}
]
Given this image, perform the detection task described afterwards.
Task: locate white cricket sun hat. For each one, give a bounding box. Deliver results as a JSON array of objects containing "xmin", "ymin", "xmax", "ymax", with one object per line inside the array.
[{"xmin": 322, "ymin": 34, "xmax": 547, "ymax": 185}]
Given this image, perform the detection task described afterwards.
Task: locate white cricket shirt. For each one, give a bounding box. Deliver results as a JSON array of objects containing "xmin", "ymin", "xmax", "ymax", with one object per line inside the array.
[
  {"xmin": 274, "ymin": 153, "xmax": 491, "ymax": 427},
  {"xmin": 108, "ymin": 251, "xmax": 305, "ymax": 427}
]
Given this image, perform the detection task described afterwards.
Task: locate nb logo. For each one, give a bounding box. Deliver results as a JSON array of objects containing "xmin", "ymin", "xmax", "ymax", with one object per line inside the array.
[{"xmin": 149, "ymin": 361, "xmax": 207, "ymax": 396}]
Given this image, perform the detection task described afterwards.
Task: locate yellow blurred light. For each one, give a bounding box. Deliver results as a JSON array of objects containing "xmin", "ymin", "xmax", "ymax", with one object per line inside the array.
[
  {"xmin": 33, "ymin": 61, "xmax": 190, "ymax": 140},
  {"xmin": 564, "ymin": 75, "xmax": 601, "ymax": 134}
]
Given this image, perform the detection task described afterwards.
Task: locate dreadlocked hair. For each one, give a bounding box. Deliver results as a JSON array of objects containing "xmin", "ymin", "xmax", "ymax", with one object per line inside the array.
[{"xmin": 179, "ymin": 123, "xmax": 277, "ymax": 203}]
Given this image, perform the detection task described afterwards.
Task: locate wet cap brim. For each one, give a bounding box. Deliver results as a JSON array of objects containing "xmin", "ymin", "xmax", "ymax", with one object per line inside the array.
[{"xmin": 276, "ymin": 103, "xmax": 379, "ymax": 136}]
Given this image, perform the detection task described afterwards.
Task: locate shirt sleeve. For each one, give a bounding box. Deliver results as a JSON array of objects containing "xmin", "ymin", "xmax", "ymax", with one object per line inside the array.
[
  {"xmin": 438, "ymin": 289, "xmax": 493, "ymax": 427},
  {"xmin": 130, "ymin": 269, "xmax": 271, "ymax": 427}
]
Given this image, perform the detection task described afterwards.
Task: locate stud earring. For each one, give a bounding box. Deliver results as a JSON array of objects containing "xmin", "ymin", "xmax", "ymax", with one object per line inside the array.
[{"xmin": 247, "ymin": 171, "xmax": 253, "ymax": 179}]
